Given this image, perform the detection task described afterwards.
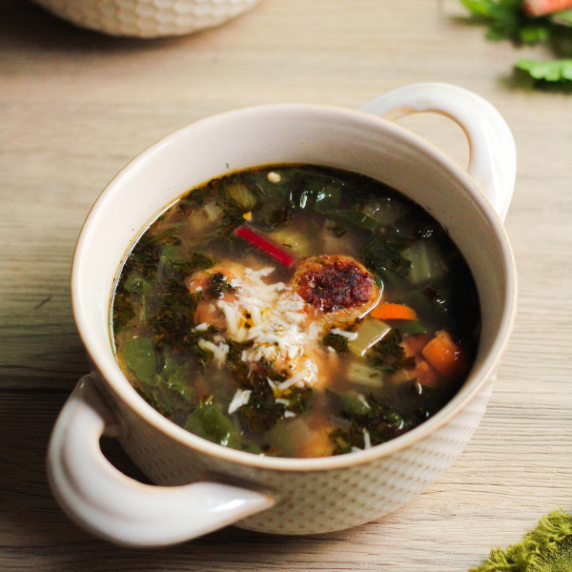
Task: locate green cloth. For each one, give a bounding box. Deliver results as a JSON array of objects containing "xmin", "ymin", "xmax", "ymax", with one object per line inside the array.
[{"xmin": 470, "ymin": 511, "xmax": 572, "ymax": 572}]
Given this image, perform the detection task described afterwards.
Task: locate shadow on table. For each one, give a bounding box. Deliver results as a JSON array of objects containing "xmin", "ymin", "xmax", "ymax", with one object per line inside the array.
[
  {"xmin": 0, "ymin": 387, "xmax": 365, "ymax": 571},
  {"xmin": 0, "ymin": 0, "xmax": 199, "ymax": 53}
]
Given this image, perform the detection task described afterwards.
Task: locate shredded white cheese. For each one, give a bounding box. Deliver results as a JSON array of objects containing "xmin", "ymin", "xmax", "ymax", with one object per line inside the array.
[
  {"xmin": 331, "ymin": 327, "xmax": 358, "ymax": 341},
  {"xmin": 228, "ymin": 389, "xmax": 252, "ymax": 414},
  {"xmin": 196, "ymin": 267, "xmax": 323, "ymax": 389},
  {"xmin": 198, "ymin": 339, "xmax": 229, "ymax": 368},
  {"xmin": 363, "ymin": 429, "xmax": 372, "ymax": 450}
]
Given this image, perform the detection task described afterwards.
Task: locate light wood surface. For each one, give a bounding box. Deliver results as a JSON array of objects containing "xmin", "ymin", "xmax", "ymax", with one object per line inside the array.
[{"xmin": 1, "ymin": 0, "xmax": 572, "ymax": 570}]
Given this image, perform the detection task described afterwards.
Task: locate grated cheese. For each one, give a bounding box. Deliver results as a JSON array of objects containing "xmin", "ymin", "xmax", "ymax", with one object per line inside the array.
[{"xmin": 228, "ymin": 389, "xmax": 252, "ymax": 414}]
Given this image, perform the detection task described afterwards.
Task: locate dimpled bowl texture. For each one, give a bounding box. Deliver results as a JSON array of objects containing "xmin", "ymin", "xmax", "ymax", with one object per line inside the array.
[
  {"xmin": 112, "ymin": 373, "xmax": 494, "ymax": 534},
  {"xmin": 31, "ymin": 0, "xmax": 264, "ymax": 38}
]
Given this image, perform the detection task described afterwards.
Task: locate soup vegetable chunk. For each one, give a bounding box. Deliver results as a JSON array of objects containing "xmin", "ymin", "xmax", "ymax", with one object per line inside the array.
[{"xmin": 111, "ymin": 165, "xmax": 480, "ymax": 458}]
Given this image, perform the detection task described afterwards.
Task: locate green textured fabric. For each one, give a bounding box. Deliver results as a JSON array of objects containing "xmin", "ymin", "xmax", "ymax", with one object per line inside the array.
[{"xmin": 469, "ymin": 511, "xmax": 572, "ymax": 572}]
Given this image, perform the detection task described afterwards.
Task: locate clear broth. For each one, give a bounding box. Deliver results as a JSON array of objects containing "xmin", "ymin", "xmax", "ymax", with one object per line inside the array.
[{"xmin": 111, "ymin": 165, "xmax": 480, "ymax": 458}]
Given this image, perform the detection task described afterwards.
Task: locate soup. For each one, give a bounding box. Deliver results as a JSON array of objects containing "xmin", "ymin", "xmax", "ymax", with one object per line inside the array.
[{"xmin": 111, "ymin": 165, "xmax": 480, "ymax": 458}]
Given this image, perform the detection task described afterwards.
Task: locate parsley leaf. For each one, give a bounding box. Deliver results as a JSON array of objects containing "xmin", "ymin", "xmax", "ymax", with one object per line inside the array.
[
  {"xmin": 516, "ymin": 58, "xmax": 572, "ymax": 81},
  {"xmin": 457, "ymin": 0, "xmax": 572, "ymax": 86}
]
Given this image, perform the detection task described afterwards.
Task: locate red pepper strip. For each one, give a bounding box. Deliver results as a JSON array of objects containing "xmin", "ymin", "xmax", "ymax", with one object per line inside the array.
[{"xmin": 234, "ymin": 225, "xmax": 297, "ymax": 267}]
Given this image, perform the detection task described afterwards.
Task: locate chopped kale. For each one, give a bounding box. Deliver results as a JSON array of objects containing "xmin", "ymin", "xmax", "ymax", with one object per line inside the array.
[
  {"xmin": 322, "ymin": 331, "xmax": 349, "ymax": 353},
  {"xmin": 367, "ymin": 328, "xmax": 415, "ymax": 373},
  {"xmin": 178, "ymin": 185, "xmax": 214, "ymax": 212},
  {"xmin": 285, "ymin": 386, "xmax": 314, "ymax": 415},
  {"xmin": 329, "ymin": 394, "xmax": 414, "ymax": 454},
  {"xmin": 149, "ymin": 279, "xmax": 198, "ymax": 350},
  {"xmin": 169, "ymin": 252, "xmax": 218, "ymax": 275},
  {"xmin": 265, "ymin": 204, "xmax": 293, "ymax": 230},
  {"xmin": 238, "ymin": 373, "xmax": 286, "ymax": 432},
  {"xmin": 134, "ymin": 385, "xmax": 171, "ymax": 419},
  {"xmin": 121, "ymin": 233, "xmax": 164, "ymax": 282},
  {"xmin": 216, "ymin": 197, "xmax": 248, "ymax": 240},
  {"xmin": 205, "ymin": 271, "xmax": 236, "ymax": 299},
  {"xmin": 112, "ymin": 291, "xmax": 135, "ymax": 333},
  {"xmin": 225, "ymin": 339, "xmax": 255, "ymax": 365}
]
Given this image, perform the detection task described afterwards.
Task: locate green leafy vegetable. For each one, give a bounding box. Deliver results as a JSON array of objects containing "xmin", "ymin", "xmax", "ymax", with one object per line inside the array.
[
  {"xmin": 224, "ymin": 180, "xmax": 258, "ymax": 212},
  {"xmin": 552, "ymin": 10, "xmax": 572, "ymax": 26},
  {"xmin": 325, "ymin": 209, "xmax": 380, "ymax": 232},
  {"xmin": 184, "ymin": 396, "xmax": 241, "ymax": 448},
  {"xmin": 300, "ymin": 178, "xmax": 342, "ymax": 213},
  {"xmin": 239, "ymin": 375, "xmax": 287, "ymax": 432},
  {"xmin": 265, "ymin": 204, "xmax": 292, "ymax": 230},
  {"xmin": 458, "ymin": 0, "xmax": 572, "ymax": 85},
  {"xmin": 168, "ymin": 252, "xmax": 218, "ymax": 275},
  {"xmin": 121, "ymin": 337, "xmax": 160, "ymax": 385},
  {"xmin": 387, "ymin": 320, "xmax": 428, "ymax": 336},
  {"xmin": 347, "ymin": 319, "xmax": 391, "ymax": 357},
  {"xmin": 322, "ymin": 331, "xmax": 349, "ymax": 353},
  {"xmin": 329, "ymin": 394, "xmax": 413, "ymax": 454},
  {"xmin": 516, "ymin": 58, "xmax": 572, "ymax": 81},
  {"xmin": 367, "ymin": 328, "xmax": 415, "ymax": 374},
  {"xmin": 459, "ymin": 0, "xmax": 548, "ymax": 44},
  {"xmin": 161, "ymin": 353, "xmax": 196, "ymax": 404},
  {"xmin": 327, "ymin": 388, "xmax": 371, "ymax": 415},
  {"xmin": 362, "ymin": 235, "xmax": 412, "ymax": 277},
  {"xmin": 123, "ymin": 272, "xmax": 154, "ymax": 294}
]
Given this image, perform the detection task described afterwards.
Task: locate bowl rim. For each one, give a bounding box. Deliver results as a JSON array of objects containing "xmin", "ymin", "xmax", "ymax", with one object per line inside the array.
[{"xmin": 72, "ymin": 102, "xmax": 518, "ymax": 472}]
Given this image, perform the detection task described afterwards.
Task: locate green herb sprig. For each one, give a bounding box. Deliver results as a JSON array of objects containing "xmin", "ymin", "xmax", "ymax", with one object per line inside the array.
[{"xmin": 458, "ymin": 0, "xmax": 572, "ymax": 87}]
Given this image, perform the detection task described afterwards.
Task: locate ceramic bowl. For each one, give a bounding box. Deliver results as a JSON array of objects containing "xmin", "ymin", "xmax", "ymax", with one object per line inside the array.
[
  {"xmin": 47, "ymin": 83, "xmax": 517, "ymax": 547},
  {"xmin": 31, "ymin": 0, "xmax": 264, "ymax": 38}
]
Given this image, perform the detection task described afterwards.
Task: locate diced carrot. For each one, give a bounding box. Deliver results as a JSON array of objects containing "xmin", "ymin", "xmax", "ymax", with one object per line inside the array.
[
  {"xmin": 370, "ymin": 302, "xmax": 418, "ymax": 321},
  {"xmin": 422, "ymin": 330, "xmax": 465, "ymax": 380}
]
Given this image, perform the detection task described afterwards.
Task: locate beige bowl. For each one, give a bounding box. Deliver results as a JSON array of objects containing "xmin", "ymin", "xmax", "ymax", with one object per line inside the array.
[
  {"xmin": 47, "ymin": 83, "xmax": 517, "ymax": 547},
  {"xmin": 31, "ymin": 0, "xmax": 264, "ymax": 38}
]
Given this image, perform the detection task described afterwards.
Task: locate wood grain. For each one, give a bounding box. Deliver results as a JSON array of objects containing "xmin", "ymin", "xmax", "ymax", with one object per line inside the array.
[{"xmin": 1, "ymin": 0, "xmax": 572, "ymax": 570}]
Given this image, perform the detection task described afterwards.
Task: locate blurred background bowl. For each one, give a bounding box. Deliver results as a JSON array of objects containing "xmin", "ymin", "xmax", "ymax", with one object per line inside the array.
[{"xmin": 30, "ymin": 0, "xmax": 264, "ymax": 38}]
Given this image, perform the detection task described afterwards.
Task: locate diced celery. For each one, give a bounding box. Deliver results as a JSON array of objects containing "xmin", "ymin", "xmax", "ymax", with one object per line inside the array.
[
  {"xmin": 403, "ymin": 239, "xmax": 447, "ymax": 284},
  {"xmin": 187, "ymin": 202, "xmax": 222, "ymax": 235},
  {"xmin": 268, "ymin": 227, "xmax": 310, "ymax": 257},
  {"xmin": 348, "ymin": 319, "xmax": 391, "ymax": 357},
  {"xmin": 225, "ymin": 181, "xmax": 258, "ymax": 211},
  {"xmin": 345, "ymin": 362, "xmax": 384, "ymax": 388}
]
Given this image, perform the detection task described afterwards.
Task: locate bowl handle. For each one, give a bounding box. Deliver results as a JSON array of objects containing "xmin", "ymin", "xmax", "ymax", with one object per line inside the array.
[
  {"xmin": 358, "ymin": 83, "xmax": 517, "ymax": 221},
  {"xmin": 47, "ymin": 375, "xmax": 275, "ymax": 547}
]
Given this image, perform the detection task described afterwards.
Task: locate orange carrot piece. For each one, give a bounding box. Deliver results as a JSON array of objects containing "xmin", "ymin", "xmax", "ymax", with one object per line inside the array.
[
  {"xmin": 370, "ymin": 303, "xmax": 417, "ymax": 321},
  {"xmin": 523, "ymin": 0, "xmax": 572, "ymax": 16},
  {"xmin": 422, "ymin": 330, "xmax": 465, "ymax": 380}
]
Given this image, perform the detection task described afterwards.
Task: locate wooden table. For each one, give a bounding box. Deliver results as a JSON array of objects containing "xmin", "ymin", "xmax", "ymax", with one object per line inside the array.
[{"xmin": 1, "ymin": 0, "xmax": 572, "ymax": 570}]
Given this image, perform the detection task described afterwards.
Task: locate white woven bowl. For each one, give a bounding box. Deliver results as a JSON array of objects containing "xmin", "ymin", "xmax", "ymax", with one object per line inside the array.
[
  {"xmin": 31, "ymin": 0, "xmax": 264, "ymax": 38},
  {"xmin": 47, "ymin": 84, "xmax": 517, "ymax": 547}
]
